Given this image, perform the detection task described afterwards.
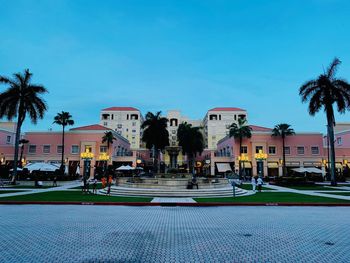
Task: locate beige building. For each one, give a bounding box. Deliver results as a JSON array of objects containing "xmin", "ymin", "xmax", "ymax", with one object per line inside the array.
[
  {"xmin": 202, "ymin": 107, "xmax": 248, "ymax": 149},
  {"xmin": 100, "ymin": 107, "xmax": 143, "ymax": 150}
]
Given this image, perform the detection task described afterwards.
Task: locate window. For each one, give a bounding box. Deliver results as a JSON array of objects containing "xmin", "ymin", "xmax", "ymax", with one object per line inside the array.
[
  {"xmin": 6, "ymin": 136, "xmax": 11, "ymax": 143},
  {"xmin": 100, "ymin": 146, "xmax": 107, "ymax": 153},
  {"xmin": 132, "ymin": 129, "xmax": 136, "ymax": 133},
  {"xmin": 117, "ymin": 124, "xmax": 122, "ymax": 129},
  {"xmin": 71, "ymin": 145, "xmax": 79, "ymax": 154},
  {"xmin": 240, "ymin": 146, "xmax": 248, "ymax": 154},
  {"xmin": 57, "ymin": 145, "xmax": 63, "ymax": 154},
  {"xmin": 268, "ymin": 146, "xmax": 276, "ymax": 155},
  {"xmin": 172, "ymin": 130, "xmax": 176, "ymax": 134},
  {"xmin": 255, "ymin": 146, "xmax": 263, "ymax": 153},
  {"xmin": 103, "ymin": 122, "xmax": 107, "ymax": 126},
  {"xmin": 132, "ymin": 122, "xmax": 136, "ymax": 126},
  {"xmin": 28, "ymin": 145, "xmax": 36, "ymax": 153},
  {"xmin": 297, "ymin": 146, "xmax": 304, "ymax": 155},
  {"xmin": 209, "ymin": 114, "xmax": 217, "ymax": 120},
  {"xmin": 337, "ymin": 137, "xmax": 342, "ymax": 145},
  {"xmin": 43, "ymin": 145, "xmax": 50, "ymax": 154},
  {"xmin": 284, "ymin": 146, "xmax": 290, "ymax": 155},
  {"xmin": 172, "ymin": 136, "xmax": 177, "ymax": 140},
  {"xmin": 84, "ymin": 145, "xmax": 92, "ymax": 153},
  {"xmin": 311, "ymin": 146, "xmax": 319, "ymax": 155}
]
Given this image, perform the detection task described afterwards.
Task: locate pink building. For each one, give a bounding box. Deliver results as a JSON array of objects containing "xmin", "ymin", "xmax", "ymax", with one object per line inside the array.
[
  {"xmin": 213, "ymin": 125, "xmax": 326, "ymax": 177},
  {"xmin": 23, "ymin": 124, "xmax": 134, "ymax": 177},
  {"xmin": 0, "ymin": 122, "xmax": 17, "ymax": 166}
]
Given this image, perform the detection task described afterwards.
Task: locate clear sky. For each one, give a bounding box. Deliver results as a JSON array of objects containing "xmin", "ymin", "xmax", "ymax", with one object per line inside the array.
[{"xmin": 1, "ymin": 0, "xmax": 350, "ymax": 133}]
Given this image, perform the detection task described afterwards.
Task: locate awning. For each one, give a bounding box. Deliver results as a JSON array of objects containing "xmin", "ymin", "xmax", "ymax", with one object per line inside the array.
[
  {"xmin": 216, "ymin": 163, "xmax": 232, "ymax": 172},
  {"xmin": 325, "ymin": 162, "xmax": 343, "ymax": 169},
  {"xmin": 267, "ymin": 162, "xmax": 279, "ymax": 168},
  {"xmin": 292, "ymin": 167, "xmax": 325, "ymax": 174}
]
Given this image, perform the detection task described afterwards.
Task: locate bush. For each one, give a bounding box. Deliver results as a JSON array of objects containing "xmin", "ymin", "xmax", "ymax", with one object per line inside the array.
[
  {"xmin": 271, "ymin": 176, "xmax": 315, "ymax": 186},
  {"xmin": 167, "ymin": 168, "xmax": 178, "ymax": 174}
]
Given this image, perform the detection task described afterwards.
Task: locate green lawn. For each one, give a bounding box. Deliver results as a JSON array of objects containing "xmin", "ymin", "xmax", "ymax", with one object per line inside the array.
[
  {"xmin": 284, "ymin": 185, "xmax": 345, "ymax": 191},
  {"xmin": 318, "ymin": 192, "xmax": 350, "ymax": 196},
  {"xmin": 0, "ymin": 190, "xmax": 152, "ymax": 203},
  {"xmin": 238, "ymin": 184, "xmax": 274, "ymax": 191},
  {"xmin": 194, "ymin": 192, "xmax": 350, "ymax": 203},
  {"xmin": 0, "ymin": 190, "xmax": 25, "ymax": 194}
]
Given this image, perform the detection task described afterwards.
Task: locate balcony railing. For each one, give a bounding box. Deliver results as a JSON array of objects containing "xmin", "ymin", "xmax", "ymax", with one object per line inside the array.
[
  {"xmin": 115, "ymin": 151, "xmax": 134, "ymax": 157},
  {"xmin": 214, "ymin": 152, "xmax": 232, "ymax": 157}
]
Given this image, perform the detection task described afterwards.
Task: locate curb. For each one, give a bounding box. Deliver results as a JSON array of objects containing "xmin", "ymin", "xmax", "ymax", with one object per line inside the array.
[{"xmin": 0, "ymin": 201, "xmax": 350, "ymax": 206}]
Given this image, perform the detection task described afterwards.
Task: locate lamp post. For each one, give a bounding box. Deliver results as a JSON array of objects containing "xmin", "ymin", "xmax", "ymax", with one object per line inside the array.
[
  {"xmin": 254, "ymin": 150, "xmax": 268, "ymax": 177},
  {"xmin": 99, "ymin": 152, "xmax": 109, "ymax": 178},
  {"xmin": 81, "ymin": 149, "xmax": 94, "ymax": 180}
]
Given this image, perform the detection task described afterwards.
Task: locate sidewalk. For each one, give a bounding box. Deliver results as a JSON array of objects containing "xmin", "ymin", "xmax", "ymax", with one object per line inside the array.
[
  {"xmin": 266, "ymin": 184, "xmax": 350, "ymax": 201},
  {"xmin": 0, "ymin": 181, "xmax": 81, "ymax": 198}
]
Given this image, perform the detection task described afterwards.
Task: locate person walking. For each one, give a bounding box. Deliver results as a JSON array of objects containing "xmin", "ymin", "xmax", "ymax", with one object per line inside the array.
[
  {"xmin": 251, "ymin": 176, "xmax": 257, "ymax": 192},
  {"xmin": 92, "ymin": 178, "xmax": 97, "ymax": 194},
  {"xmin": 53, "ymin": 176, "xmax": 57, "ymax": 187},
  {"xmin": 107, "ymin": 175, "xmax": 113, "ymax": 196},
  {"xmin": 257, "ymin": 176, "xmax": 264, "ymax": 192}
]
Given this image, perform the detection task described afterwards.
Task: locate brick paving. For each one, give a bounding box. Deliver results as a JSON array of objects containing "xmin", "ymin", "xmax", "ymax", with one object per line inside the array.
[{"xmin": 0, "ymin": 205, "xmax": 349, "ymax": 262}]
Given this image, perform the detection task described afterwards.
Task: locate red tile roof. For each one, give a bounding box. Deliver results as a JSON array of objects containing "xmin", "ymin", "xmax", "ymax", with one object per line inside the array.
[
  {"xmin": 70, "ymin": 124, "xmax": 112, "ymax": 131},
  {"xmin": 102, "ymin": 107, "xmax": 139, "ymax": 111},
  {"xmin": 249, "ymin": 125, "xmax": 272, "ymax": 132},
  {"xmin": 209, "ymin": 107, "xmax": 245, "ymax": 112}
]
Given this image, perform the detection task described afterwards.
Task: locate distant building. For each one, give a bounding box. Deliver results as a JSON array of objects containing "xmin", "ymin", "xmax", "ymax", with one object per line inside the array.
[
  {"xmin": 100, "ymin": 107, "xmax": 143, "ymax": 150},
  {"xmin": 0, "ymin": 122, "xmax": 17, "ymax": 166}
]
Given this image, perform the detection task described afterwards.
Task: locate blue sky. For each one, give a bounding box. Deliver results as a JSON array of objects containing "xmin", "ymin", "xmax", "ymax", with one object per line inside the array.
[{"xmin": 1, "ymin": 0, "xmax": 350, "ymax": 133}]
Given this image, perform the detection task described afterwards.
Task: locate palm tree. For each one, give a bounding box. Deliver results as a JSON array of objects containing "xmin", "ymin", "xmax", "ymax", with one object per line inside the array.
[
  {"xmin": 101, "ymin": 131, "xmax": 116, "ymax": 176},
  {"xmin": 0, "ymin": 69, "xmax": 48, "ymax": 183},
  {"xmin": 229, "ymin": 117, "xmax": 252, "ymax": 177},
  {"xmin": 141, "ymin": 111, "xmax": 169, "ymax": 173},
  {"xmin": 271, "ymin": 123, "xmax": 295, "ymax": 177},
  {"xmin": 19, "ymin": 138, "xmax": 29, "ymax": 168},
  {"xmin": 177, "ymin": 122, "xmax": 204, "ymax": 174},
  {"xmin": 299, "ymin": 58, "xmax": 350, "ymax": 186},
  {"xmin": 53, "ymin": 111, "xmax": 74, "ymax": 173}
]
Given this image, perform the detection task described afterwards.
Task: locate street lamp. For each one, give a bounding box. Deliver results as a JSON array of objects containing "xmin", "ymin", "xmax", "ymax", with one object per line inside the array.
[
  {"xmin": 81, "ymin": 149, "xmax": 94, "ymax": 179},
  {"xmin": 254, "ymin": 149, "xmax": 268, "ymax": 177}
]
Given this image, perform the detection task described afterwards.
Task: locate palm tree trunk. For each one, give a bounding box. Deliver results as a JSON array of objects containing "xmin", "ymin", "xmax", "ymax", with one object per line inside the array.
[
  {"xmin": 19, "ymin": 144, "xmax": 24, "ymax": 168},
  {"xmin": 282, "ymin": 136, "xmax": 286, "ymax": 177},
  {"xmin": 61, "ymin": 125, "xmax": 65, "ymax": 174},
  {"xmin": 239, "ymin": 138, "xmax": 242, "ymax": 177},
  {"xmin": 11, "ymin": 111, "xmax": 24, "ymax": 184},
  {"xmin": 327, "ymin": 109, "xmax": 337, "ymax": 186}
]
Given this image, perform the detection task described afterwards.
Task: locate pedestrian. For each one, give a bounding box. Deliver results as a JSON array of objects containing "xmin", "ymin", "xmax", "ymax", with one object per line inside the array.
[
  {"xmin": 53, "ymin": 176, "xmax": 57, "ymax": 187},
  {"xmin": 86, "ymin": 179, "xmax": 90, "ymax": 194},
  {"xmin": 92, "ymin": 178, "xmax": 97, "ymax": 194},
  {"xmin": 192, "ymin": 176, "xmax": 199, "ymax": 189},
  {"xmin": 107, "ymin": 175, "xmax": 113, "ymax": 195},
  {"xmin": 257, "ymin": 176, "xmax": 264, "ymax": 192},
  {"xmin": 81, "ymin": 178, "xmax": 85, "ymax": 193},
  {"xmin": 251, "ymin": 176, "xmax": 257, "ymax": 192},
  {"xmin": 101, "ymin": 177, "xmax": 107, "ymax": 189}
]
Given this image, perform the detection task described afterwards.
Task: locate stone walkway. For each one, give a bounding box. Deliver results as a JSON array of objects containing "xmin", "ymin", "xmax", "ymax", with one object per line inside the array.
[
  {"xmin": 151, "ymin": 197, "xmax": 196, "ymax": 203},
  {"xmin": 266, "ymin": 184, "xmax": 350, "ymax": 200},
  {"xmin": 0, "ymin": 181, "xmax": 81, "ymax": 198},
  {"xmin": 0, "ymin": 205, "xmax": 349, "ymax": 262}
]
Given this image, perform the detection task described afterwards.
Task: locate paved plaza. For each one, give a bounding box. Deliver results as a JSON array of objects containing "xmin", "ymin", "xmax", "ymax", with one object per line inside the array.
[{"xmin": 0, "ymin": 205, "xmax": 349, "ymax": 262}]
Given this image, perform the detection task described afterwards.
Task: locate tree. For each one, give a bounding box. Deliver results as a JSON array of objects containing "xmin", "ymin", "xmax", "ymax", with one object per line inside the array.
[
  {"xmin": 177, "ymin": 122, "xmax": 204, "ymax": 174},
  {"xmin": 0, "ymin": 69, "xmax": 48, "ymax": 183},
  {"xmin": 53, "ymin": 111, "xmax": 74, "ymax": 173},
  {"xmin": 19, "ymin": 138, "xmax": 29, "ymax": 168},
  {"xmin": 271, "ymin": 123, "xmax": 295, "ymax": 177},
  {"xmin": 141, "ymin": 111, "xmax": 169, "ymax": 173},
  {"xmin": 101, "ymin": 131, "xmax": 116, "ymax": 176},
  {"xmin": 299, "ymin": 58, "xmax": 350, "ymax": 186},
  {"xmin": 229, "ymin": 117, "xmax": 252, "ymax": 177}
]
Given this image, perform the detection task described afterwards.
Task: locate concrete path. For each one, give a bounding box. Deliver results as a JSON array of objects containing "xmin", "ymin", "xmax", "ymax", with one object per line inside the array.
[
  {"xmin": 151, "ymin": 197, "xmax": 196, "ymax": 203},
  {"xmin": 266, "ymin": 184, "xmax": 350, "ymax": 200},
  {"xmin": 0, "ymin": 181, "xmax": 81, "ymax": 198}
]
